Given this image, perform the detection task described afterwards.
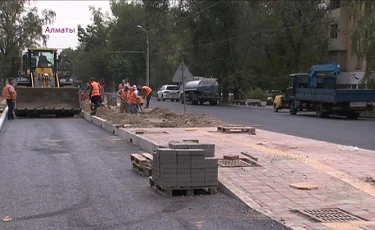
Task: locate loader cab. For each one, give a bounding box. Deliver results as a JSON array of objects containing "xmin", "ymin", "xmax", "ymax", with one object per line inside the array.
[{"xmin": 25, "ymin": 48, "xmax": 59, "ymax": 88}]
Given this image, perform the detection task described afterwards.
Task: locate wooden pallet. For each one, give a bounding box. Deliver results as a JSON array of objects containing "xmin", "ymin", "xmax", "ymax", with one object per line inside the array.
[
  {"xmin": 131, "ymin": 153, "xmax": 152, "ymax": 176},
  {"xmin": 149, "ymin": 177, "xmax": 217, "ymax": 197},
  {"xmin": 132, "ymin": 162, "xmax": 152, "ymax": 176},
  {"xmin": 217, "ymin": 126, "xmax": 256, "ymax": 135}
]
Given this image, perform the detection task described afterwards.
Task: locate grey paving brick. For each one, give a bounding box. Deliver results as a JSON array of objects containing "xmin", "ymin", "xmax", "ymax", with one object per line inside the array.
[
  {"xmin": 176, "ymin": 149, "xmax": 191, "ymax": 156},
  {"xmin": 205, "ymin": 157, "xmax": 218, "ymax": 167},
  {"xmin": 177, "ymin": 173, "xmax": 190, "ymax": 180},
  {"xmin": 191, "ymin": 161, "xmax": 205, "ymax": 169},
  {"xmin": 177, "ymin": 156, "xmax": 191, "ymax": 163},
  {"xmin": 190, "ymin": 181, "xmax": 206, "ymax": 187},
  {"xmin": 159, "ymin": 163, "xmax": 177, "ymax": 169},
  {"xmin": 183, "ymin": 139, "xmax": 199, "ymax": 143},
  {"xmin": 169, "ymin": 143, "xmax": 188, "ymax": 149},
  {"xmin": 177, "ymin": 168, "xmax": 190, "ymax": 174},
  {"xmin": 191, "ymin": 169, "xmax": 205, "ymax": 174},
  {"xmin": 189, "ymin": 149, "xmax": 204, "ymax": 156}
]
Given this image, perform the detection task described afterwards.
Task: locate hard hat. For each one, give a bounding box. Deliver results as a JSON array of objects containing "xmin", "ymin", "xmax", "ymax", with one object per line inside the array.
[
  {"xmin": 133, "ymin": 85, "xmax": 137, "ymax": 89},
  {"xmin": 122, "ymin": 79, "xmax": 126, "ymax": 83},
  {"xmin": 44, "ymin": 73, "xmax": 48, "ymax": 77}
]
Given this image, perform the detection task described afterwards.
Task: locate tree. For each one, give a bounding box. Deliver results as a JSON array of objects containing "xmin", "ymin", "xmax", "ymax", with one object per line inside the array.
[
  {"xmin": 349, "ymin": 1, "xmax": 375, "ymax": 87},
  {"xmin": 0, "ymin": 0, "xmax": 55, "ymax": 81}
]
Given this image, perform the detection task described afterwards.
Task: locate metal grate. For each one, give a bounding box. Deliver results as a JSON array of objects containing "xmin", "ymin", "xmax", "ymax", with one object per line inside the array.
[
  {"xmin": 218, "ymin": 159, "xmax": 253, "ymax": 167},
  {"xmin": 292, "ymin": 208, "xmax": 366, "ymax": 223}
]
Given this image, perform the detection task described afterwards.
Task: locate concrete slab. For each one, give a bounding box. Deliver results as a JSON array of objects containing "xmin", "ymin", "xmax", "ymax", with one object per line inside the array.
[{"xmin": 0, "ymin": 106, "xmax": 8, "ymax": 132}]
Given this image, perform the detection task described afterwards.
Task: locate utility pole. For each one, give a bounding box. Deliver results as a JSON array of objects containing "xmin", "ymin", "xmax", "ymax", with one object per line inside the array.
[
  {"xmin": 181, "ymin": 57, "xmax": 186, "ymax": 113},
  {"xmin": 137, "ymin": 25, "xmax": 150, "ymax": 86}
]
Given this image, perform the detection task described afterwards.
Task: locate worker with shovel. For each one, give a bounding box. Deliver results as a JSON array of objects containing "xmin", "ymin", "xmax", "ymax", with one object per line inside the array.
[
  {"xmin": 83, "ymin": 77, "xmax": 101, "ymax": 115},
  {"xmin": 116, "ymin": 85, "xmax": 130, "ymax": 113},
  {"xmin": 141, "ymin": 85, "xmax": 152, "ymax": 108},
  {"xmin": 129, "ymin": 85, "xmax": 141, "ymax": 114}
]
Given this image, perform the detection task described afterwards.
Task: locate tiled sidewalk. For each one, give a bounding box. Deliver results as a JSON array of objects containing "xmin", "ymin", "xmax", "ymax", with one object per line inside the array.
[{"xmin": 129, "ymin": 127, "xmax": 375, "ymax": 230}]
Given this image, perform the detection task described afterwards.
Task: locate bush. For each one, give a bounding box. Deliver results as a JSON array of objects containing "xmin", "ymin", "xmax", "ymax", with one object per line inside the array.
[{"xmin": 248, "ymin": 88, "xmax": 268, "ymax": 101}]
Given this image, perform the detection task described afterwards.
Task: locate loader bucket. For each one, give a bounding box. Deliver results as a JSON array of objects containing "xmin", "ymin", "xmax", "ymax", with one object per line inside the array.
[{"xmin": 15, "ymin": 87, "xmax": 82, "ymax": 117}]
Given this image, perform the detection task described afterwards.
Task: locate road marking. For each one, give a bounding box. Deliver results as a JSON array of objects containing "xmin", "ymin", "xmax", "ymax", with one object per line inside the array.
[
  {"xmin": 200, "ymin": 130, "xmax": 375, "ymax": 198},
  {"xmin": 40, "ymin": 137, "xmax": 123, "ymax": 142}
]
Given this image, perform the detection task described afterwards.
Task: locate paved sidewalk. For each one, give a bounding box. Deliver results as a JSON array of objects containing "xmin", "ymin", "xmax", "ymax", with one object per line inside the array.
[{"xmin": 129, "ymin": 127, "xmax": 375, "ymax": 230}]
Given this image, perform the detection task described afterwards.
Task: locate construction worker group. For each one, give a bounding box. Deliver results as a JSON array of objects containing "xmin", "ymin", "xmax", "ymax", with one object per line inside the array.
[
  {"xmin": 84, "ymin": 78, "xmax": 152, "ymax": 115},
  {"xmin": 116, "ymin": 79, "xmax": 153, "ymax": 114}
]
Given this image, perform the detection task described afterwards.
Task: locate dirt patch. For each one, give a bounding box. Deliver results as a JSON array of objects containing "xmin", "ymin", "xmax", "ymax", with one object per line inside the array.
[{"xmin": 82, "ymin": 102, "xmax": 226, "ymax": 128}]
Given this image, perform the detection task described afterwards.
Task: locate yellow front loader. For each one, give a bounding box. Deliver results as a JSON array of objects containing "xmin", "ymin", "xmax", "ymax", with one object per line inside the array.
[{"xmin": 15, "ymin": 48, "xmax": 81, "ymax": 117}]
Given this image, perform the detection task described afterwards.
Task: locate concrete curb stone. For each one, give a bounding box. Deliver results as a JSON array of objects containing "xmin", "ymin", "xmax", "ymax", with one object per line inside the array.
[{"xmin": 0, "ymin": 101, "xmax": 8, "ymax": 132}]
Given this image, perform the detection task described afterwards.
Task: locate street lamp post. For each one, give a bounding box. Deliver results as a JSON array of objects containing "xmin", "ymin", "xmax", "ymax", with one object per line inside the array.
[{"xmin": 137, "ymin": 25, "xmax": 150, "ymax": 86}]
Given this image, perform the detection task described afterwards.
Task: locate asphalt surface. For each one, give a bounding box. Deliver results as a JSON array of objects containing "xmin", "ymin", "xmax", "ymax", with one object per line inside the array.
[
  {"xmin": 150, "ymin": 99, "xmax": 375, "ymax": 151},
  {"xmin": 0, "ymin": 118, "xmax": 288, "ymax": 230}
]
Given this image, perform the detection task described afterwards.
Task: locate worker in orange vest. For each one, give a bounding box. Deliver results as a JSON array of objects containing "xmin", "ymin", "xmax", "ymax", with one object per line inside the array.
[
  {"xmin": 83, "ymin": 77, "xmax": 101, "ymax": 115},
  {"xmin": 141, "ymin": 85, "xmax": 152, "ymax": 108},
  {"xmin": 129, "ymin": 85, "xmax": 141, "ymax": 114},
  {"xmin": 118, "ymin": 79, "xmax": 130, "ymax": 91},
  {"xmin": 3, "ymin": 78, "xmax": 17, "ymax": 120},
  {"xmin": 98, "ymin": 78, "xmax": 105, "ymax": 103},
  {"xmin": 116, "ymin": 85, "xmax": 130, "ymax": 113}
]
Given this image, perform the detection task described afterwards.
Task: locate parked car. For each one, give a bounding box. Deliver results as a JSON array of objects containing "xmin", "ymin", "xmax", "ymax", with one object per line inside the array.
[{"xmin": 157, "ymin": 84, "xmax": 180, "ymax": 102}]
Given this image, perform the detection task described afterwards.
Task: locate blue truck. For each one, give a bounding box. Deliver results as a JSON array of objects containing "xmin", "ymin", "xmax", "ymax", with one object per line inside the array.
[{"xmin": 287, "ymin": 64, "xmax": 375, "ymax": 119}]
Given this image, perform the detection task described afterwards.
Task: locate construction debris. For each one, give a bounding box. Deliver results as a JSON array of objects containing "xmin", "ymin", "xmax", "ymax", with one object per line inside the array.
[
  {"xmin": 241, "ymin": 151, "xmax": 258, "ymax": 161},
  {"xmin": 82, "ymin": 101, "xmax": 225, "ymax": 128},
  {"xmin": 289, "ymin": 182, "xmax": 319, "ymax": 190},
  {"xmin": 217, "ymin": 125, "xmax": 256, "ymax": 134}
]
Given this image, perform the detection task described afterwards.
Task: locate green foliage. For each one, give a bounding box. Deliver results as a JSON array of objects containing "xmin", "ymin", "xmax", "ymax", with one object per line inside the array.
[
  {"xmin": 0, "ymin": 0, "xmax": 55, "ymax": 82},
  {"xmin": 248, "ymin": 88, "xmax": 268, "ymax": 101},
  {"xmin": 349, "ymin": 1, "xmax": 375, "ymax": 85},
  {"xmin": 66, "ymin": 0, "xmax": 332, "ymax": 99}
]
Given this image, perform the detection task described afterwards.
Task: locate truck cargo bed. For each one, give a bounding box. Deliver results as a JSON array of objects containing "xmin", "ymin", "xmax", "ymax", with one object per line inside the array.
[{"xmin": 295, "ymin": 88, "xmax": 375, "ymax": 103}]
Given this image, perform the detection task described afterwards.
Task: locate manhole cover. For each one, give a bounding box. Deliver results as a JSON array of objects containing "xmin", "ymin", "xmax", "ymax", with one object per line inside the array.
[
  {"xmin": 292, "ymin": 208, "xmax": 367, "ymax": 223},
  {"xmin": 218, "ymin": 159, "xmax": 253, "ymax": 167}
]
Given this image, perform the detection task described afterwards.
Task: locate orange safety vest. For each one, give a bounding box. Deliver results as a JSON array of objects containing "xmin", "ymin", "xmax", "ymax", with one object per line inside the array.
[
  {"xmin": 120, "ymin": 89, "xmax": 127, "ymax": 103},
  {"xmin": 142, "ymin": 86, "xmax": 152, "ymax": 97},
  {"xmin": 129, "ymin": 90, "xmax": 140, "ymax": 104},
  {"xmin": 98, "ymin": 83, "xmax": 104, "ymax": 96},
  {"xmin": 126, "ymin": 89, "xmax": 132, "ymax": 103},
  {"xmin": 90, "ymin": 82, "xmax": 100, "ymax": 97},
  {"xmin": 4, "ymin": 84, "xmax": 16, "ymax": 100}
]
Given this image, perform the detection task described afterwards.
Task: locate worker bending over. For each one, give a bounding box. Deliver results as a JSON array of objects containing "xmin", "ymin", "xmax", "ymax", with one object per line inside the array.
[
  {"xmin": 83, "ymin": 77, "xmax": 101, "ymax": 115},
  {"xmin": 116, "ymin": 85, "xmax": 130, "ymax": 113},
  {"xmin": 118, "ymin": 79, "xmax": 130, "ymax": 91},
  {"xmin": 141, "ymin": 85, "xmax": 152, "ymax": 108},
  {"xmin": 129, "ymin": 85, "xmax": 142, "ymax": 114},
  {"xmin": 3, "ymin": 78, "xmax": 16, "ymax": 120}
]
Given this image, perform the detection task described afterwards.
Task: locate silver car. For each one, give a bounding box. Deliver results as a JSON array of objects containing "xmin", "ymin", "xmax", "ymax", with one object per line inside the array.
[{"xmin": 157, "ymin": 85, "xmax": 180, "ymax": 102}]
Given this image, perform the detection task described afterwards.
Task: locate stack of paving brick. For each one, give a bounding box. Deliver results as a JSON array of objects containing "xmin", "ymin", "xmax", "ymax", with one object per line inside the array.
[{"xmin": 151, "ymin": 141, "xmax": 218, "ymax": 189}]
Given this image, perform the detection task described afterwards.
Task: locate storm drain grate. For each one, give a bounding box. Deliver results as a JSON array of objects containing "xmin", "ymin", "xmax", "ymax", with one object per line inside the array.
[
  {"xmin": 218, "ymin": 159, "xmax": 253, "ymax": 167},
  {"xmin": 291, "ymin": 208, "xmax": 367, "ymax": 223}
]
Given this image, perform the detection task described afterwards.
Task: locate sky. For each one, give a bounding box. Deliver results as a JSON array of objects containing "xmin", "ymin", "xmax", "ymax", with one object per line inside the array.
[{"xmin": 29, "ymin": 0, "xmax": 112, "ymax": 50}]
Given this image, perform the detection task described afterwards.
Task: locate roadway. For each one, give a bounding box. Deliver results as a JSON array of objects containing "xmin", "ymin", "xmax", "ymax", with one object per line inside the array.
[
  {"xmin": 150, "ymin": 100, "xmax": 375, "ymax": 151},
  {"xmin": 0, "ymin": 118, "xmax": 287, "ymax": 230}
]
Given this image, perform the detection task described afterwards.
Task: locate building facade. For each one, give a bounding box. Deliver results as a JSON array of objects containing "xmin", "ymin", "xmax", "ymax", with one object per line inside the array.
[{"xmin": 328, "ymin": 0, "xmax": 366, "ymax": 88}]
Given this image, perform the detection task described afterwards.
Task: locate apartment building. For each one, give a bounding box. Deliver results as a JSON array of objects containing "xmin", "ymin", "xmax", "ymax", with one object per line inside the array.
[{"xmin": 328, "ymin": 0, "xmax": 366, "ymax": 88}]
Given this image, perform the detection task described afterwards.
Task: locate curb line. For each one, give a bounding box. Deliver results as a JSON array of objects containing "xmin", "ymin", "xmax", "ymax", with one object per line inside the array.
[
  {"xmin": 0, "ymin": 105, "xmax": 8, "ymax": 132},
  {"xmin": 81, "ymin": 111, "xmax": 295, "ymax": 230}
]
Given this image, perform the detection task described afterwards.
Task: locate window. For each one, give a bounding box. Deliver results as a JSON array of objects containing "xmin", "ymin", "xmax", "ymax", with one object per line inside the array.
[
  {"xmin": 166, "ymin": 85, "xmax": 179, "ymax": 90},
  {"xmin": 36, "ymin": 51, "xmax": 55, "ymax": 68},
  {"xmin": 330, "ymin": 24, "xmax": 338, "ymax": 39},
  {"xmin": 330, "ymin": 0, "xmax": 340, "ymax": 9}
]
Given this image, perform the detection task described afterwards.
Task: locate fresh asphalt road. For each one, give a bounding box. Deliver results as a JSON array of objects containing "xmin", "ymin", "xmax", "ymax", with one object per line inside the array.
[
  {"xmin": 150, "ymin": 99, "xmax": 375, "ymax": 151},
  {"xmin": 0, "ymin": 118, "xmax": 287, "ymax": 230}
]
